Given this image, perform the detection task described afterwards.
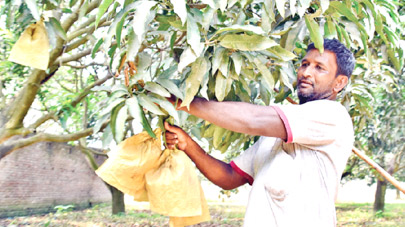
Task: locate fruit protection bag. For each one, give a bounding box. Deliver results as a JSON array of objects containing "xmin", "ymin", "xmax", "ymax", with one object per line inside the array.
[
  {"xmin": 96, "ymin": 129, "xmax": 210, "ymax": 226},
  {"xmin": 96, "ymin": 129, "xmax": 164, "ymax": 201},
  {"xmin": 9, "ymin": 20, "xmax": 50, "ymax": 70}
]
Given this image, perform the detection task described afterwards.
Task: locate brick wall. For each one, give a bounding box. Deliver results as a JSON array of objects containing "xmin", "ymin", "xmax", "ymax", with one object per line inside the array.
[{"xmin": 0, "ymin": 142, "xmax": 111, "ymax": 218}]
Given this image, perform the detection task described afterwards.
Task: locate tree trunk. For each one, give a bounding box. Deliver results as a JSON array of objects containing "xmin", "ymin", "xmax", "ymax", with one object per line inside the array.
[
  {"xmin": 396, "ymin": 189, "xmax": 401, "ymax": 199},
  {"xmin": 110, "ymin": 186, "xmax": 125, "ymax": 214},
  {"xmin": 373, "ymin": 179, "xmax": 387, "ymax": 212}
]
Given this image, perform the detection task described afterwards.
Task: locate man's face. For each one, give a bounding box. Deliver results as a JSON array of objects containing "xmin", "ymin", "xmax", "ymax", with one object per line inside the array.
[{"xmin": 297, "ymin": 49, "xmax": 341, "ymax": 104}]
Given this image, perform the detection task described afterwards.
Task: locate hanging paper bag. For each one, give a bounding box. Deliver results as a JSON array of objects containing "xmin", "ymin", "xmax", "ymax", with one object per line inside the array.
[
  {"xmin": 145, "ymin": 149, "xmax": 203, "ymax": 217},
  {"xmin": 169, "ymin": 184, "xmax": 211, "ymax": 227},
  {"xmin": 9, "ymin": 19, "xmax": 50, "ymax": 70},
  {"xmin": 96, "ymin": 129, "xmax": 165, "ymax": 201}
]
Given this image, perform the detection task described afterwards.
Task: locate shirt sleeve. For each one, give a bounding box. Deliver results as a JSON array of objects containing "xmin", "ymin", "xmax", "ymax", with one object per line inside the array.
[
  {"xmin": 230, "ymin": 137, "xmax": 266, "ymax": 185},
  {"xmin": 273, "ymin": 100, "xmax": 350, "ymax": 146}
]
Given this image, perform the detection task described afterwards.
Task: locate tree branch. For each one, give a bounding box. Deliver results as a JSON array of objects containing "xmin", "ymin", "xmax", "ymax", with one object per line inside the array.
[
  {"xmin": 3, "ymin": 70, "xmax": 46, "ymax": 129},
  {"xmin": 28, "ymin": 112, "xmax": 58, "ymax": 129},
  {"xmin": 68, "ymin": 73, "xmax": 113, "ymax": 109},
  {"xmin": 79, "ymin": 145, "xmax": 107, "ymax": 157},
  {"xmin": 0, "ymin": 127, "xmax": 96, "ymax": 159},
  {"xmin": 63, "ymin": 63, "xmax": 105, "ymax": 69},
  {"xmin": 67, "ymin": 18, "xmax": 110, "ymax": 43},
  {"xmin": 58, "ymin": 48, "xmax": 92, "ymax": 64},
  {"xmin": 65, "ymin": 35, "xmax": 92, "ymax": 53},
  {"xmin": 352, "ymin": 147, "xmax": 405, "ymax": 194}
]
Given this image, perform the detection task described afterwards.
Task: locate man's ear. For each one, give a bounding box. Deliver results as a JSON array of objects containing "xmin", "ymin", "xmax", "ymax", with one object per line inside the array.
[{"xmin": 334, "ymin": 75, "xmax": 349, "ymax": 93}]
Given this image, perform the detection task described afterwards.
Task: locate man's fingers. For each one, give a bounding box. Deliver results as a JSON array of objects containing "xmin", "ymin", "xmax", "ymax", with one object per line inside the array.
[
  {"xmin": 165, "ymin": 138, "xmax": 178, "ymax": 144},
  {"xmin": 165, "ymin": 131, "xmax": 178, "ymax": 139},
  {"xmin": 164, "ymin": 121, "xmax": 182, "ymax": 133}
]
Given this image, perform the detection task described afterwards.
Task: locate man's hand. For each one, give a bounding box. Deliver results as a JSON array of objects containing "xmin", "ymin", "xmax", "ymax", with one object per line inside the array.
[
  {"xmin": 164, "ymin": 122, "xmax": 248, "ymax": 190},
  {"xmin": 164, "ymin": 121, "xmax": 189, "ymax": 151}
]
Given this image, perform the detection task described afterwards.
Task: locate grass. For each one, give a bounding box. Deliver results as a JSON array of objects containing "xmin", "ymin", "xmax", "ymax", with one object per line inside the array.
[
  {"xmin": 0, "ymin": 203, "xmax": 403, "ymax": 226},
  {"xmin": 336, "ymin": 203, "xmax": 405, "ymax": 227}
]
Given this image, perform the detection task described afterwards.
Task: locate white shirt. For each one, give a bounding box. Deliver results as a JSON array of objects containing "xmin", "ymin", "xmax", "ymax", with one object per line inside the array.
[{"xmin": 231, "ymin": 100, "xmax": 354, "ymax": 227}]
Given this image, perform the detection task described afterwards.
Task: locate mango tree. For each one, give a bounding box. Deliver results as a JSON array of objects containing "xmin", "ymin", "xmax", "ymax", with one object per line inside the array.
[{"xmin": 0, "ymin": 0, "xmax": 403, "ymax": 215}]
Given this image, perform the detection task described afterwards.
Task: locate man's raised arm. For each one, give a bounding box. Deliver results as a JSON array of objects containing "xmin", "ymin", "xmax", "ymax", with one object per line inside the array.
[{"xmin": 175, "ymin": 97, "xmax": 287, "ymax": 140}]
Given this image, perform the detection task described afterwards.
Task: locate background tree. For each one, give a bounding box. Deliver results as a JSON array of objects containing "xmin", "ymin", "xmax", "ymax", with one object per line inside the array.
[{"xmin": 0, "ymin": 0, "xmax": 403, "ymax": 215}]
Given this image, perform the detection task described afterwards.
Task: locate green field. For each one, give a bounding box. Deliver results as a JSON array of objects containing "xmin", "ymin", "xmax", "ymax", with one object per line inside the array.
[{"xmin": 0, "ymin": 203, "xmax": 404, "ymax": 226}]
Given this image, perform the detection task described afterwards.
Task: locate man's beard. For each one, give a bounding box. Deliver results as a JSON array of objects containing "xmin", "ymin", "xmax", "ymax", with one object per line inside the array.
[{"xmin": 298, "ymin": 87, "xmax": 332, "ymax": 104}]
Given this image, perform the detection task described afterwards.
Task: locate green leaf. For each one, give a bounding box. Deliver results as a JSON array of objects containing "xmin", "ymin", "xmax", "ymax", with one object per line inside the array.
[
  {"xmin": 275, "ymin": 0, "xmax": 285, "ymax": 18},
  {"xmin": 113, "ymin": 105, "xmax": 128, "ymax": 143},
  {"xmin": 297, "ymin": 0, "xmax": 310, "ymax": 16},
  {"xmin": 219, "ymin": 52, "xmax": 230, "ymax": 77},
  {"xmin": 116, "ymin": 16, "xmax": 126, "ymax": 49},
  {"xmin": 215, "ymin": 71, "xmax": 232, "ymax": 102},
  {"xmin": 214, "ymin": 24, "xmax": 265, "ymax": 36},
  {"xmin": 62, "ymin": 8, "xmax": 73, "ymax": 14},
  {"xmin": 304, "ymin": 15, "xmax": 323, "ymax": 53},
  {"xmin": 96, "ymin": 0, "xmax": 113, "ymax": 28},
  {"xmin": 202, "ymin": 124, "xmax": 215, "ymax": 138},
  {"xmin": 100, "ymin": 98, "xmax": 125, "ymax": 116},
  {"xmin": 181, "ymin": 57, "xmax": 209, "ymax": 109},
  {"xmin": 235, "ymin": 81, "xmax": 251, "ymax": 102},
  {"xmin": 254, "ymin": 57, "xmax": 274, "ymax": 91},
  {"xmin": 340, "ymin": 25, "xmax": 351, "ymax": 47},
  {"xmin": 110, "ymin": 102, "xmax": 125, "ymax": 143},
  {"xmin": 267, "ymin": 45, "xmax": 297, "ymax": 61},
  {"xmin": 324, "ymin": 17, "xmax": 337, "ymax": 39},
  {"xmin": 200, "ymin": 71, "xmax": 210, "ymax": 100},
  {"xmin": 69, "ymin": 0, "xmax": 79, "ymax": 7},
  {"xmin": 144, "ymin": 82, "xmax": 171, "ymax": 97},
  {"xmin": 156, "ymin": 78, "xmax": 184, "ymax": 100},
  {"xmin": 49, "ymin": 17, "xmax": 67, "ymax": 40},
  {"xmin": 149, "ymin": 95, "xmax": 180, "ymax": 123},
  {"xmin": 133, "ymin": 1, "xmax": 157, "ymax": 43},
  {"xmin": 109, "ymin": 90, "xmax": 129, "ymax": 101},
  {"xmin": 178, "ymin": 46, "xmax": 198, "ymax": 72},
  {"xmin": 25, "ymin": 0, "xmax": 40, "ymax": 20},
  {"xmin": 213, "ymin": 126, "xmax": 226, "ymax": 149},
  {"xmin": 171, "ymin": 0, "xmax": 187, "ymax": 25},
  {"xmin": 157, "ymin": 65, "xmax": 177, "ymax": 79},
  {"xmin": 187, "ymin": 13, "xmax": 203, "ymax": 56},
  {"xmin": 329, "ymin": 1, "xmax": 357, "ymax": 23},
  {"xmin": 112, "ymin": 84, "xmax": 129, "ymax": 93},
  {"xmin": 219, "ymin": 34, "xmax": 277, "ymax": 51},
  {"xmin": 329, "ymin": 1, "xmax": 367, "ymax": 39},
  {"xmin": 211, "ymin": 47, "xmax": 226, "ymax": 75},
  {"xmin": 127, "ymin": 29, "xmax": 141, "ymax": 61},
  {"xmin": 92, "ymin": 38, "xmax": 104, "ymax": 59},
  {"xmin": 101, "ymin": 125, "xmax": 113, "ymax": 149},
  {"xmin": 231, "ymin": 52, "xmax": 243, "ymax": 75},
  {"xmin": 126, "ymin": 97, "xmax": 142, "ymax": 124},
  {"xmin": 93, "ymin": 113, "xmax": 109, "ymax": 134},
  {"xmin": 126, "ymin": 97, "xmax": 156, "ymax": 138},
  {"xmin": 201, "ymin": 6, "xmax": 215, "ymax": 31},
  {"xmin": 137, "ymin": 93, "xmax": 165, "ymax": 115}
]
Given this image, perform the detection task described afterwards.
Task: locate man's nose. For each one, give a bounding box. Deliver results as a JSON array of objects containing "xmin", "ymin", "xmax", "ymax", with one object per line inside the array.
[{"xmin": 302, "ymin": 66, "xmax": 313, "ymax": 78}]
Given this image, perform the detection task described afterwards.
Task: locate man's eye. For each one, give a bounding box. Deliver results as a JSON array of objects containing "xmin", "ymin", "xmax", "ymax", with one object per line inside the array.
[
  {"xmin": 316, "ymin": 65, "xmax": 323, "ymax": 70},
  {"xmin": 301, "ymin": 63, "xmax": 308, "ymax": 67}
]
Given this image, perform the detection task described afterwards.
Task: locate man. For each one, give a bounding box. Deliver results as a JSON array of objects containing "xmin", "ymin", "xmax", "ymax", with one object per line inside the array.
[{"xmin": 164, "ymin": 39, "xmax": 355, "ymax": 226}]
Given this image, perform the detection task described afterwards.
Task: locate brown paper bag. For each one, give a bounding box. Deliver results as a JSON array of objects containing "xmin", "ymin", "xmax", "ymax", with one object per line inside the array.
[
  {"xmin": 96, "ymin": 129, "xmax": 165, "ymax": 201},
  {"xmin": 9, "ymin": 19, "xmax": 50, "ymax": 70},
  {"xmin": 169, "ymin": 184, "xmax": 211, "ymax": 227},
  {"xmin": 145, "ymin": 149, "xmax": 203, "ymax": 217}
]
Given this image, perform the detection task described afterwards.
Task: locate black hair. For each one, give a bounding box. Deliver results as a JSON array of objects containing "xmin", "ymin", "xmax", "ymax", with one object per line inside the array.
[{"xmin": 307, "ymin": 39, "xmax": 355, "ymax": 78}]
